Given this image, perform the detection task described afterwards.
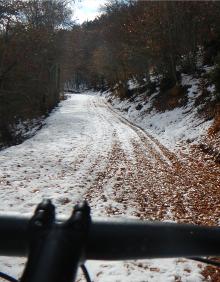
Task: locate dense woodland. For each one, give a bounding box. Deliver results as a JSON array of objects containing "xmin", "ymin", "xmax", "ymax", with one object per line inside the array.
[
  {"xmin": 66, "ymin": 1, "xmax": 220, "ymax": 93},
  {"xmin": 0, "ymin": 0, "xmax": 73, "ymax": 146},
  {"xmin": 1, "ymin": 0, "xmax": 220, "ymax": 147}
]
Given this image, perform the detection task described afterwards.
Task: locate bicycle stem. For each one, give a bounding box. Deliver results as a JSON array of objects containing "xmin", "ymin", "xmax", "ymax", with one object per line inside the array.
[{"xmin": 20, "ymin": 200, "xmax": 91, "ymax": 282}]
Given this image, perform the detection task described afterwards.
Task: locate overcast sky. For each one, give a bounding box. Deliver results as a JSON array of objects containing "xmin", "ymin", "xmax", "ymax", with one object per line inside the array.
[{"xmin": 74, "ymin": 0, "xmax": 108, "ymax": 24}]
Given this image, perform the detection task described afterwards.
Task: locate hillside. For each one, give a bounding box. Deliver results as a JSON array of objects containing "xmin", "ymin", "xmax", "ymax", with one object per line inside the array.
[{"xmin": 103, "ymin": 67, "xmax": 220, "ymax": 165}]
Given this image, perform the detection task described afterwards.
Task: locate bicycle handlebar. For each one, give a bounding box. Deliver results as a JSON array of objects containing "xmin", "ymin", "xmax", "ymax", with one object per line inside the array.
[
  {"xmin": 0, "ymin": 200, "xmax": 220, "ymax": 282},
  {"xmin": 0, "ymin": 214, "xmax": 220, "ymax": 260}
]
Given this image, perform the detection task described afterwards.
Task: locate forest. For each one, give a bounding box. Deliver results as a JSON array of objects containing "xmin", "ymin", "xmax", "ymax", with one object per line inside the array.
[
  {"xmin": 66, "ymin": 1, "xmax": 220, "ymax": 90},
  {"xmin": 1, "ymin": 0, "xmax": 220, "ymax": 147},
  {"xmin": 65, "ymin": 1, "xmax": 220, "ymax": 135},
  {"xmin": 0, "ymin": 0, "xmax": 72, "ymax": 147}
]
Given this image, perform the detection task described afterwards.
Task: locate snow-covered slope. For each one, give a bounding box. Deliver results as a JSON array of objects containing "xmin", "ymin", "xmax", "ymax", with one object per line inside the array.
[{"xmin": 104, "ymin": 74, "xmax": 214, "ymax": 152}]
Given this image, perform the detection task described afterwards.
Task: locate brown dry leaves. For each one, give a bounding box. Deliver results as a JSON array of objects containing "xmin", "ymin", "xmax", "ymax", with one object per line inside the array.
[{"xmin": 85, "ymin": 126, "xmax": 220, "ymax": 280}]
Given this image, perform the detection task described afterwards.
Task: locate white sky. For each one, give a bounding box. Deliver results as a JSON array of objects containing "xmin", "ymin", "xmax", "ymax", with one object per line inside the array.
[{"xmin": 74, "ymin": 0, "xmax": 108, "ymax": 24}]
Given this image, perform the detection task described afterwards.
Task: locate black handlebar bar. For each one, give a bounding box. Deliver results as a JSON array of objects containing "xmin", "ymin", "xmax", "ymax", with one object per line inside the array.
[
  {"xmin": 0, "ymin": 200, "xmax": 219, "ymax": 282},
  {"xmin": 0, "ymin": 214, "xmax": 220, "ymax": 260},
  {"xmin": 87, "ymin": 219, "xmax": 220, "ymax": 260}
]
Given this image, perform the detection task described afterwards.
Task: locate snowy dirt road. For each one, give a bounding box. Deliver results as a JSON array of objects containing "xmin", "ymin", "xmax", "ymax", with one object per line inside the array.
[{"xmin": 0, "ymin": 92, "xmax": 218, "ymax": 281}]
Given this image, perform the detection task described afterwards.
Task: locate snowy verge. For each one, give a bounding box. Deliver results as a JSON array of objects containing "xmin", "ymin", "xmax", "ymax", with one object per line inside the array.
[
  {"xmin": 0, "ymin": 96, "xmax": 69, "ymax": 150},
  {"xmin": 102, "ymin": 74, "xmax": 214, "ymax": 152},
  {"xmin": 10, "ymin": 117, "xmax": 45, "ymax": 141}
]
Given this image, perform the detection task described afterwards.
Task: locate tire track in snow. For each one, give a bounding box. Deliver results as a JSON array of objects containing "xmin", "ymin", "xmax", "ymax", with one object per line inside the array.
[
  {"xmin": 104, "ymin": 99, "xmax": 178, "ymax": 166},
  {"xmin": 100, "ymin": 99, "xmax": 200, "ymax": 222}
]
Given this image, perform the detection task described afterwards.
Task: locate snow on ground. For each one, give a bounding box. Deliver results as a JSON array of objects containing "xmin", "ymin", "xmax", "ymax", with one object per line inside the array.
[
  {"xmin": 0, "ymin": 93, "xmax": 205, "ymax": 281},
  {"xmin": 105, "ymin": 75, "xmax": 213, "ymax": 151},
  {"xmin": 86, "ymin": 258, "xmax": 203, "ymax": 282},
  {"xmin": 0, "ymin": 117, "xmax": 45, "ymax": 150},
  {"xmin": 11, "ymin": 117, "xmax": 45, "ymax": 140},
  {"xmin": 128, "ymin": 78, "xmax": 139, "ymax": 90}
]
